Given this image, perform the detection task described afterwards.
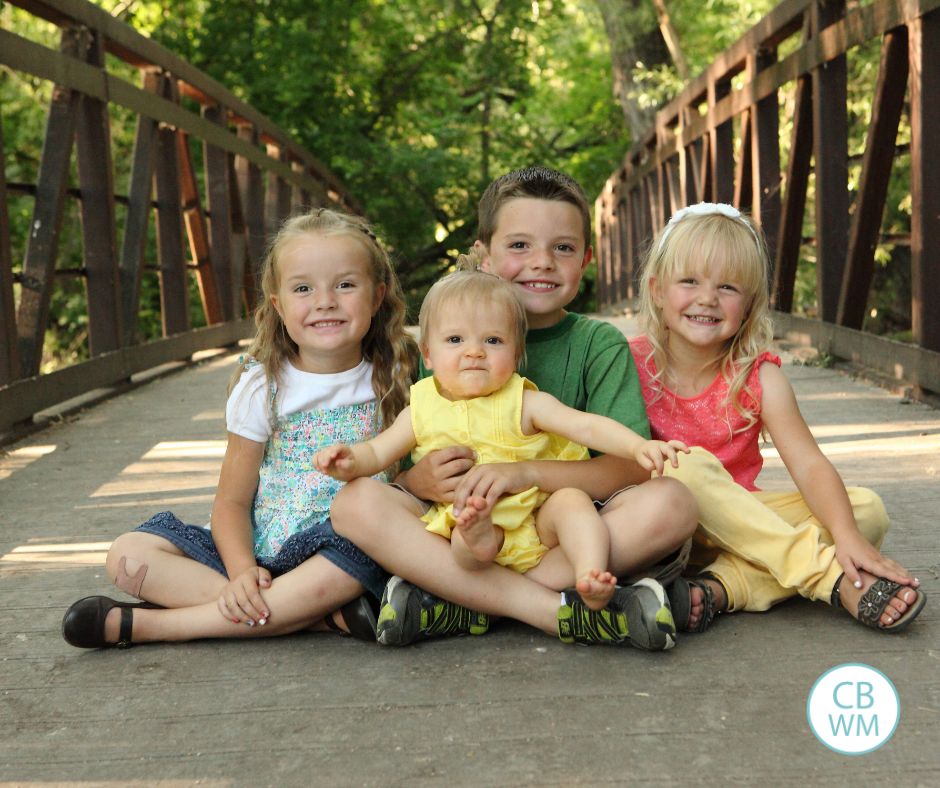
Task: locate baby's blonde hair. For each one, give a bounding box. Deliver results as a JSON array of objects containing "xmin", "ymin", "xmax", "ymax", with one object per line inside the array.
[
  {"xmin": 231, "ymin": 208, "xmax": 417, "ymax": 429},
  {"xmin": 637, "ymin": 209, "xmax": 774, "ymax": 430},
  {"xmin": 418, "ymin": 269, "xmax": 527, "ymax": 365}
]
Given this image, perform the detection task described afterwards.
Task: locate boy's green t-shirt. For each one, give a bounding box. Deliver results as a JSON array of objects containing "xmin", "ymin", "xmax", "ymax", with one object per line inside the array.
[
  {"xmin": 417, "ymin": 312, "xmax": 650, "ymax": 445},
  {"xmin": 519, "ymin": 312, "xmax": 650, "ymax": 440}
]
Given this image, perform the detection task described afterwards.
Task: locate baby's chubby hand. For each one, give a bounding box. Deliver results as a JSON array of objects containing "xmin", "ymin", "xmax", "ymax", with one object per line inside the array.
[
  {"xmin": 313, "ymin": 444, "xmax": 356, "ymax": 480},
  {"xmin": 635, "ymin": 439, "xmax": 689, "ymax": 476}
]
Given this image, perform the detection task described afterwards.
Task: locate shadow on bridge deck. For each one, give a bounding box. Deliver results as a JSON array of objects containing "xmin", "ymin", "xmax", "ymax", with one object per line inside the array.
[{"xmin": 1, "ymin": 318, "xmax": 938, "ymax": 785}]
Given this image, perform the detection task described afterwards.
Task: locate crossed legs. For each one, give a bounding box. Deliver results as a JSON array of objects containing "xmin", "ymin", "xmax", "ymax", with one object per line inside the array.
[
  {"xmin": 98, "ymin": 531, "xmax": 364, "ymax": 644},
  {"xmin": 331, "ymin": 475, "xmax": 698, "ymax": 632}
]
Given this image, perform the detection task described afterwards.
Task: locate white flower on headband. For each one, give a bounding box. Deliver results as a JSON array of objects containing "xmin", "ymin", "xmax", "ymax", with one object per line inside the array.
[{"xmin": 658, "ymin": 202, "xmax": 760, "ymax": 251}]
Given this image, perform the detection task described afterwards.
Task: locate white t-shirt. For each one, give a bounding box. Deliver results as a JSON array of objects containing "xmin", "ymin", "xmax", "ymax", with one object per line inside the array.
[{"xmin": 226, "ymin": 358, "xmax": 377, "ymax": 442}]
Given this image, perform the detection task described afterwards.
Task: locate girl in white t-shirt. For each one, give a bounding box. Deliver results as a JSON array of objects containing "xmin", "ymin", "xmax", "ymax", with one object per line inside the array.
[{"xmin": 62, "ymin": 209, "xmax": 416, "ymax": 648}]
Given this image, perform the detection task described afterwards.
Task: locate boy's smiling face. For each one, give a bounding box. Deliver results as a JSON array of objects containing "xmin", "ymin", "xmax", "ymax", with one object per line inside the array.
[{"xmin": 479, "ymin": 197, "xmax": 592, "ymax": 329}]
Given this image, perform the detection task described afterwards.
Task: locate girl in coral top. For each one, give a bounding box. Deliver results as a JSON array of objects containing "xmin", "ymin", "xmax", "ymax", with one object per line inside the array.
[{"xmin": 629, "ymin": 203, "xmax": 925, "ymax": 634}]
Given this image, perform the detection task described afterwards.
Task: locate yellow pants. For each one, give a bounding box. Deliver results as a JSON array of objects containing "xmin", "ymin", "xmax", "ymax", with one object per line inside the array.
[{"xmin": 661, "ymin": 447, "xmax": 890, "ymax": 611}]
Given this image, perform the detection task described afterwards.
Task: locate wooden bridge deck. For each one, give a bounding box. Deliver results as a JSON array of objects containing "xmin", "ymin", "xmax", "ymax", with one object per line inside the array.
[{"xmin": 1, "ymin": 319, "xmax": 938, "ymax": 786}]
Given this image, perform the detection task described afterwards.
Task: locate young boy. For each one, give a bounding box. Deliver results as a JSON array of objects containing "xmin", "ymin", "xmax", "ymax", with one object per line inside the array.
[{"xmin": 330, "ymin": 166, "xmax": 698, "ymax": 649}]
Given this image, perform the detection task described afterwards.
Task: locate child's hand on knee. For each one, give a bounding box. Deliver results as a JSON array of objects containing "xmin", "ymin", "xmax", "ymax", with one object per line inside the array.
[
  {"xmin": 835, "ymin": 532, "xmax": 919, "ymax": 589},
  {"xmin": 634, "ymin": 439, "xmax": 690, "ymax": 476},
  {"xmin": 218, "ymin": 567, "xmax": 271, "ymax": 626}
]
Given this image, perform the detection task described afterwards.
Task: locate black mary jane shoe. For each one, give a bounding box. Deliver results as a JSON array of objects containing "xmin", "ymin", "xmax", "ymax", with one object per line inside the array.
[
  {"xmin": 325, "ymin": 595, "xmax": 379, "ymax": 642},
  {"xmin": 62, "ymin": 595, "xmax": 152, "ymax": 649}
]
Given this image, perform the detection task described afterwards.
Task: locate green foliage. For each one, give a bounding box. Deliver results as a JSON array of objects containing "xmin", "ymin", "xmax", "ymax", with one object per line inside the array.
[
  {"xmin": 4, "ymin": 0, "xmax": 918, "ymax": 373},
  {"xmin": 141, "ymin": 0, "xmax": 628, "ymax": 303}
]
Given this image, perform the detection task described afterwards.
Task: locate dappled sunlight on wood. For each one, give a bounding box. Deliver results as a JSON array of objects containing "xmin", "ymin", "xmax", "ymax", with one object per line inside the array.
[
  {"xmin": 791, "ymin": 390, "xmax": 891, "ymax": 402},
  {"xmin": 0, "ymin": 444, "xmax": 58, "ymax": 480},
  {"xmin": 762, "ymin": 432, "xmax": 940, "ymax": 459},
  {"xmin": 808, "ymin": 422, "xmax": 939, "ymax": 439},
  {"xmin": 74, "ymin": 493, "xmax": 215, "ymax": 510},
  {"xmin": 89, "ymin": 440, "xmax": 226, "ymax": 499},
  {"xmin": 192, "ymin": 409, "xmax": 225, "ymax": 422},
  {"xmin": 1, "ymin": 540, "xmax": 110, "ymax": 566}
]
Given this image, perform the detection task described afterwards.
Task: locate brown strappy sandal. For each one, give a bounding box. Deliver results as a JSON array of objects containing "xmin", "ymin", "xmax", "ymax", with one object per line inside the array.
[{"xmin": 831, "ymin": 573, "xmax": 927, "ymax": 633}]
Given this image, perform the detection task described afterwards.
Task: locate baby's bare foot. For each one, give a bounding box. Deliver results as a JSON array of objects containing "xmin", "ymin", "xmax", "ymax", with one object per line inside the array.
[
  {"xmin": 454, "ymin": 496, "xmax": 501, "ymax": 563},
  {"xmin": 575, "ymin": 569, "xmax": 617, "ymax": 611}
]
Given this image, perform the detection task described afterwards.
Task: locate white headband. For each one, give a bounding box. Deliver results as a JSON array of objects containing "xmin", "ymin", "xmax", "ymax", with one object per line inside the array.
[{"xmin": 658, "ymin": 202, "xmax": 761, "ymax": 252}]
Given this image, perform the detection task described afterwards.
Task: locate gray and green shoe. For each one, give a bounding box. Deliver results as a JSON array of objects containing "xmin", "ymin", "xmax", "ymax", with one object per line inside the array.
[
  {"xmin": 557, "ymin": 578, "xmax": 677, "ymax": 651},
  {"xmin": 376, "ymin": 575, "xmax": 490, "ymax": 646}
]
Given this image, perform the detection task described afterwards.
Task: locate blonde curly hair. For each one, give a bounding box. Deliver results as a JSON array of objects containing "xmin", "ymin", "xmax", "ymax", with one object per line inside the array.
[
  {"xmin": 231, "ymin": 208, "xmax": 416, "ymax": 430},
  {"xmin": 637, "ymin": 209, "xmax": 774, "ymax": 431}
]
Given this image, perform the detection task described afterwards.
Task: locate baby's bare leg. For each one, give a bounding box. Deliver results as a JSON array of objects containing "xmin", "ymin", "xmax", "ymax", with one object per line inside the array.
[
  {"xmin": 452, "ymin": 495, "xmax": 504, "ymax": 569},
  {"xmin": 536, "ymin": 488, "xmax": 615, "ymax": 611}
]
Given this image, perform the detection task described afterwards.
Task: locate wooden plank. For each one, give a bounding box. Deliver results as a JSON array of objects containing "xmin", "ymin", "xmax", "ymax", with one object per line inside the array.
[
  {"xmin": 773, "ymin": 75, "xmax": 813, "ymax": 312},
  {"xmin": 679, "ymin": 110, "xmax": 695, "ymax": 206},
  {"xmin": 15, "ymin": 28, "xmax": 81, "ymax": 377},
  {"xmin": 812, "ymin": 0, "xmax": 849, "ymax": 323},
  {"xmin": 733, "ymin": 109, "xmax": 753, "ymax": 211},
  {"xmin": 772, "ymin": 310, "xmax": 940, "ymax": 394},
  {"xmin": 655, "ymin": 0, "xmax": 812, "ymax": 130},
  {"xmin": 203, "ymin": 105, "xmax": 235, "ymax": 322},
  {"xmin": 0, "ymin": 111, "xmax": 19, "ymax": 385},
  {"xmin": 152, "ymin": 75, "xmax": 190, "ymax": 338},
  {"xmin": 7, "ymin": 0, "xmax": 358, "ymax": 207},
  {"xmin": 291, "ymin": 161, "xmax": 308, "ymax": 212},
  {"xmin": 642, "ymin": 175, "xmax": 656, "ymax": 243},
  {"xmin": 265, "ymin": 145, "xmax": 292, "ymax": 237},
  {"xmin": 708, "ymin": 79, "xmax": 735, "ymax": 203},
  {"xmin": 613, "ymin": 0, "xmax": 940, "ymax": 193},
  {"xmin": 74, "ymin": 29, "xmax": 122, "ymax": 357},
  {"xmin": 629, "ymin": 189, "xmax": 644, "ymax": 296},
  {"xmin": 665, "ymin": 157, "xmax": 681, "ymax": 215},
  {"xmin": 909, "ymin": 9, "xmax": 940, "ymax": 352},
  {"xmin": 837, "ymin": 28, "xmax": 908, "ymax": 329},
  {"xmin": 0, "ymin": 318, "xmax": 253, "ymax": 432},
  {"xmin": 0, "ymin": 29, "xmax": 351, "ymax": 211},
  {"xmin": 227, "ymin": 152, "xmax": 249, "ymax": 316},
  {"xmin": 750, "ymin": 47, "xmax": 782, "ymax": 263},
  {"xmin": 619, "ymin": 199, "xmax": 633, "ymax": 300},
  {"xmin": 178, "ymin": 131, "xmax": 223, "ymax": 325},
  {"xmin": 236, "ymin": 125, "xmax": 265, "ymax": 312},
  {"xmin": 119, "ymin": 70, "xmax": 160, "ymax": 346}
]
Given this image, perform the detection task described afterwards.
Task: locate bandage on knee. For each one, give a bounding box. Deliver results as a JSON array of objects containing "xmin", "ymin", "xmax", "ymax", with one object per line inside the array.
[{"xmin": 115, "ymin": 556, "xmax": 148, "ymax": 598}]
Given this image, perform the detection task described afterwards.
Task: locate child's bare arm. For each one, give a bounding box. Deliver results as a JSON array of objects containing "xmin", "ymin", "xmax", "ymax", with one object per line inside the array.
[
  {"xmin": 522, "ymin": 390, "xmax": 688, "ymax": 474},
  {"xmin": 760, "ymin": 363, "xmax": 913, "ymax": 586},
  {"xmin": 211, "ymin": 432, "xmax": 271, "ymax": 623},
  {"xmin": 314, "ymin": 407, "xmax": 416, "ymax": 481}
]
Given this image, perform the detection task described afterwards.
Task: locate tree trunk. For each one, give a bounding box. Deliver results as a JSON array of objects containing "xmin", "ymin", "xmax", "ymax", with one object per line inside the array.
[
  {"xmin": 652, "ymin": 0, "xmax": 690, "ymax": 80},
  {"xmin": 594, "ymin": 0, "xmax": 675, "ymax": 140}
]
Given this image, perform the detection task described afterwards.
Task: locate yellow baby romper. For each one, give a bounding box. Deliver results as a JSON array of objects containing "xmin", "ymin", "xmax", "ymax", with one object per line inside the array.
[{"xmin": 411, "ymin": 373, "xmax": 588, "ymax": 572}]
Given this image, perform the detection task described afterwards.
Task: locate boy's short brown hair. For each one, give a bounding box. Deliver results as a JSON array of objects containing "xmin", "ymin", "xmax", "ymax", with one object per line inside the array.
[{"xmin": 477, "ymin": 166, "xmax": 592, "ymax": 249}]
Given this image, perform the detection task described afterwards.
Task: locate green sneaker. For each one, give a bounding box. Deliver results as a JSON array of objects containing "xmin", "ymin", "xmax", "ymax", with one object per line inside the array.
[
  {"xmin": 376, "ymin": 575, "xmax": 489, "ymax": 646},
  {"xmin": 557, "ymin": 578, "xmax": 677, "ymax": 651}
]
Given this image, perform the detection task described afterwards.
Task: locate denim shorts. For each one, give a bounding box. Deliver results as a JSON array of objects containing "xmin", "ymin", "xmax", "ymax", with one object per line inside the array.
[{"xmin": 135, "ymin": 510, "xmax": 389, "ymax": 600}]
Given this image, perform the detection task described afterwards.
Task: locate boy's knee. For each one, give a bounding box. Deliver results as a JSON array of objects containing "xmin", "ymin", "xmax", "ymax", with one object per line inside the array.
[
  {"xmin": 331, "ymin": 478, "xmax": 383, "ymax": 537},
  {"xmin": 653, "ymin": 477, "xmax": 699, "ymax": 534}
]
